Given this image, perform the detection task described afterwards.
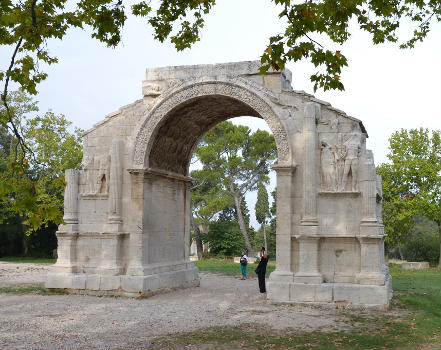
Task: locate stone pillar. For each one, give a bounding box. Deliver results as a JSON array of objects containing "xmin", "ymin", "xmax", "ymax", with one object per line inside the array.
[
  {"xmin": 269, "ymin": 165, "xmax": 296, "ymax": 281},
  {"xmin": 99, "ymin": 233, "xmax": 124, "ymax": 275},
  {"xmin": 184, "ymin": 182, "xmax": 191, "ymax": 260},
  {"xmin": 100, "ymin": 140, "xmax": 125, "ymax": 274},
  {"xmin": 52, "ymin": 232, "xmax": 79, "ymax": 273},
  {"xmin": 296, "ymin": 102, "xmax": 322, "ymax": 283},
  {"xmin": 61, "ymin": 169, "xmax": 79, "ymax": 232},
  {"xmin": 53, "ymin": 169, "xmax": 79, "ymax": 272},
  {"xmin": 360, "ymin": 151, "xmax": 377, "ymax": 226},
  {"xmin": 293, "ymin": 236, "xmax": 322, "ymax": 283},
  {"xmin": 107, "ymin": 139, "xmax": 124, "ymax": 232},
  {"xmin": 301, "ymin": 102, "xmax": 319, "ymax": 226},
  {"xmin": 356, "ymin": 237, "xmax": 386, "ymax": 285},
  {"xmin": 357, "ymin": 150, "xmax": 386, "ymax": 285},
  {"xmin": 127, "ymin": 170, "xmax": 147, "ymax": 276}
]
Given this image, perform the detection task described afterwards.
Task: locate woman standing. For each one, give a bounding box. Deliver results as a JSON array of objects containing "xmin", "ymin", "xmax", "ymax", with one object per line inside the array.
[
  {"xmin": 240, "ymin": 251, "xmax": 248, "ymax": 280},
  {"xmin": 255, "ymin": 247, "xmax": 269, "ymax": 293}
]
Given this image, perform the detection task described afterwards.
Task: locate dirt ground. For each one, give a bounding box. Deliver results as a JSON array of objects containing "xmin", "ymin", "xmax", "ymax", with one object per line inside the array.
[{"xmin": 0, "ymin": 262, "xmax": 353, "ymax": 350}]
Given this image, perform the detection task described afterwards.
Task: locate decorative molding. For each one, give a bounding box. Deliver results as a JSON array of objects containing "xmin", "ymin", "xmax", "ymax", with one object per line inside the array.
[
  {"xmin": 318, "ymin": 191, "xmax": 361, "ymax": 197},
  {"xmin": 132, "ymin": 79, "xmax": 293, "ymax": 169}
]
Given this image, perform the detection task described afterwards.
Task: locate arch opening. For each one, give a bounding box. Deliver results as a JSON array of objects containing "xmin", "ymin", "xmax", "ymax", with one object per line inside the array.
[
  {"xmin": 148, "ymin": 95, "xmax": 265, "ymax": 175},
  {"xmin": 132, "ymin": 80, "xmax": 293, "ymax": 170}
]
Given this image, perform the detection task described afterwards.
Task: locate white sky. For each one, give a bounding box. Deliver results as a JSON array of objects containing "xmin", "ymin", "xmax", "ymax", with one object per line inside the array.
[{"xmin": 1, "ymin": 0, "xmax": 440, "ymax": 228}]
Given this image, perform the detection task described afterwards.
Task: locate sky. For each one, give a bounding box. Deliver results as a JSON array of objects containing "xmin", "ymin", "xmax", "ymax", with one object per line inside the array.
[{"xmin": 2, "ymin": 0, "xmax": 440, "ymax": 229}]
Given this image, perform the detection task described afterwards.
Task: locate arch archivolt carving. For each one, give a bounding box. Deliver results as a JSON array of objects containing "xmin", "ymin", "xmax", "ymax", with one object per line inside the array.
[{"xmin": 132, "ymin": 79, "xmax": 293, "ymax": 169}]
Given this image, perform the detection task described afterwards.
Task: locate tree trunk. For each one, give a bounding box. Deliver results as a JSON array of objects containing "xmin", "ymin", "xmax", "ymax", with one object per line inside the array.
[
  {"xmin": 190, "ymin": 215, "xmax": 204, "ymax": 260},
  {"xmin": 263, "ymin": 222, "xmax": 268, "ymax": 252},
  {"xmin": 398, "ymin": 246, "xmax": 404, "ymax": 261},
  {"xmin": 22, "ymin": 235, "xmax": 29, "ymax": 256},
  {"xmin": 230, "ymin": 181, "xmax": 253, "ymax": 257}
]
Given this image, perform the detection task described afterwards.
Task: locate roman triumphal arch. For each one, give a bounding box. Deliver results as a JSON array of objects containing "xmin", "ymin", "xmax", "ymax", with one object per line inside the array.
[{"xmin": 46, "ymin": 61, "xmax": 392, "ymax": 308}]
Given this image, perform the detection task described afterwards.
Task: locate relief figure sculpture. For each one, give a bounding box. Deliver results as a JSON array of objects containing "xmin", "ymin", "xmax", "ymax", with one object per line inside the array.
[
  {"xmin": 340, "ymin": 134, "xmax": 361, "ymax": 192},
  {"xmin": 334, "ymin": 134, "xmax": 347, "ymax": 191},
  {"xmin": 320, "ymin": 141, "xmax": 337, "ymax": 191},
  {"xmin": 81, "ymin": 155, "xmax": 96, "ymax": 195},
  {"xmin": 95, "ymin": 154, "xmax": 110, "ymax": 194}
]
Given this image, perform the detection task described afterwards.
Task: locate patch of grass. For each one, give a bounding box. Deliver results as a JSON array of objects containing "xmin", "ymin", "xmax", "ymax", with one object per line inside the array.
[
  {"xmin": 194, "ymin": 258, "xmax": 275, "ymax": 277},
  {"xmin": 0, "ymin": 283, "xmax": 65, "ymax": 295},
  {"xmin": 145, "ymin": 320, "xmax": 417, "ymax": 350},
  {"xmin": 143, "ymin": 266, "xmax": 441, "ymax": 350},
  {"xmin": 0, "ymin": 257, "xmax": 56, "ymax": 264},
  {"xmin": 390, "ymin": 266, "xmax": 441, "ymax": 347}
]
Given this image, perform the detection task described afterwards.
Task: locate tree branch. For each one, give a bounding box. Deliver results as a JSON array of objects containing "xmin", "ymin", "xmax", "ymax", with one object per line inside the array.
[
  {"xmin": 30, "ymin": 0, "xmax": 38, "ymax": 27},
  {"xmin": 237, "ymin": 160, "xmax": 269, "ymax": 195},
  {"xmin": 1, "ymin": 37, "xmax": 31, "ymax": 159}
]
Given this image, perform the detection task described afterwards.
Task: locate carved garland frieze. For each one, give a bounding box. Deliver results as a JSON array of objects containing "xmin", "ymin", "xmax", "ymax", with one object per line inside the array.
[{"xmin": 133, "ymin": 80, "xmax": 292, "ymax": 167}]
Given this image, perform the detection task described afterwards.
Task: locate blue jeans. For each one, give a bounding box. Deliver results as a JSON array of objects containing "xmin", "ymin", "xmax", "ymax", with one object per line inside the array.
[{"xmin": 241, "ymin": 264, "xmax": 247, "ymax": 277}]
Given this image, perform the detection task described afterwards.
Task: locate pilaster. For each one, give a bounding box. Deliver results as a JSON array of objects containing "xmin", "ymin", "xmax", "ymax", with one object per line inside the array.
[
  {"xmin": 106, "ymin": 139, "xmax": 124, "ymax": 232},
  {"xmin": 184, "ymin": 182, "xmax": 191, "ymax": 260},
  {"xmin": 97, "ymin": 233, "xmax": 126, "ymax": 275},
  {"xmin": 294, "ymin": 236, "xmax": 323, "ymax": 283},
  {"xmin": 301, "ymin": 102, "xmax": 319, "ymax": 226},
  {"xmin": 59, "ymin": 169, "xmax": 79, "ymax": 233},
  {"xmin": 52, "ymin": 232, "xmax": 79, "ymax": 273},
  {"xmin": 269, "ymin": 164, "xmax": 296, "ymax": 281},
  {"xmin": 127, "ymin": 170, "xmax": 147, "ymax": 275},
  {"xmin": 356, "ymin": 236, "xmax": 386, "ymax": 285},
  {"xmin": 360, "ymin": 150, "xmax": 377, "ymax": 225}
]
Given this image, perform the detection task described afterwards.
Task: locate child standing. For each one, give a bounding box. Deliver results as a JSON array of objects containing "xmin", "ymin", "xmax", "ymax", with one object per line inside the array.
[{"xmin": 240, "ymin": 251, "xmax": 248, "ymax": 280}]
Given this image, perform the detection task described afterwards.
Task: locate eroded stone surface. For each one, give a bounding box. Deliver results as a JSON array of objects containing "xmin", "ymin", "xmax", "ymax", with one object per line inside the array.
[{"xmin": 48, "ymin": 60, "xmax": 391, "ymax": 307}]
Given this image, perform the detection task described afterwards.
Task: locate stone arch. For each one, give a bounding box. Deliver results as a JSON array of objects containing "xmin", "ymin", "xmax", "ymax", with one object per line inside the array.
[
  {"xmin": 132, "ymin": 80, "xmax": 292, "ymax": 172},
  {"xmin": 48, "ymin": 62, "xmax": 391, "ymax": 308}
]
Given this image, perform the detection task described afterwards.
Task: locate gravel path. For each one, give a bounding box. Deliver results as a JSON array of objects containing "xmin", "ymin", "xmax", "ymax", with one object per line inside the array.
[{"xmin": 0, "ymin": 263, "xmax": 347, "ymax": 350}]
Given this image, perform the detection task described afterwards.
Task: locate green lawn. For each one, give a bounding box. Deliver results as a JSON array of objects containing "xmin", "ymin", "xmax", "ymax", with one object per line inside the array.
[
  {"xmin": 148, "ymin": 262, "xmax": 441, "ymax": 350},
  {"xmin": 0, "ymin": 257, "xmax": 56, "ymax": 264},
  {"xmin": 195, "ymin": 258, "xmax": 275, "ymax": 276}
]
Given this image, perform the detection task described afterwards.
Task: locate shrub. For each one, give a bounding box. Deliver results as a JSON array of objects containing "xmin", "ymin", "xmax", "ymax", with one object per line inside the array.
[
  {"xmin": 201, "ymin": 221, "xmax": 246, "ymax": 257},
  {"xmin": 402, "ymin": 217, "xmax": 440, "ymax": 265}
]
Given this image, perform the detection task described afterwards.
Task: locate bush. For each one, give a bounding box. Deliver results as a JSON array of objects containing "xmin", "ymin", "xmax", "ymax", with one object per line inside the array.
[
  {"xmin": 201, "ymin": 220, "xmax": 246, "ymax": 257},
  {"xmin": 401, "ymin": 217, "xmax": 440, "ymax": 265}
]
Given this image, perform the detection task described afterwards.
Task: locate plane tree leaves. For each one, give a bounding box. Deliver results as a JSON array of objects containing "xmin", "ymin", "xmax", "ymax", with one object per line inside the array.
[
  {"xmin": 1, "ymin": 0, "xmax": 440, "ymax": 231},
  {"xmin": 0, "ymin": 91, "xmax": 83, "ymax": 233},
  {"xmin": 377, "ymin": 128, "xmax": 441, "ymax": 265}
]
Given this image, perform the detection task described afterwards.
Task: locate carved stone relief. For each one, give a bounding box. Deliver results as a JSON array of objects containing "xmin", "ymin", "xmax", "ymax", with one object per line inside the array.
[
  {"xmin": 320, "ymin": 141, "xmax": 337, "ymax": 191},
  {"xmin": 81, "ymin": 154, "xmax": 96, "ymax": 195},
  {"xmin": 95, "ymin": 154, "xmax": 111, "ymax": 194},
  {"xmin": 320, "ymin": 132, "xmax": 362, "ymax": 192},
  {"xmin": 49, "ymin": 62, "xmax": 391, "ymax": 308},
  {"xmin": 81, "ymin": 152, "xmax": 111, "ymax": 196},
  {"xmin": 341, "ymin": 133, "xmax": 361, "ymax": 192}
]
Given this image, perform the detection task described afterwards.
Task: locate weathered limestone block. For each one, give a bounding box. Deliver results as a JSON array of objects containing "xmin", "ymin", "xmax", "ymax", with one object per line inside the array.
[
  {"xmin": 47, "ymin": 61, "xmax": 391, "ymax": 307},
  {"xmin": 402, "ymin": 262, "xmax": 430, "ymax": 270}
]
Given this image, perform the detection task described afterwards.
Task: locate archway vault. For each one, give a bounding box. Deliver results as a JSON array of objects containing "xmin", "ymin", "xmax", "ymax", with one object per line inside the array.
[{"xmin": 132, "ymin": 79, "xmax": 293, "ymax": 173}]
